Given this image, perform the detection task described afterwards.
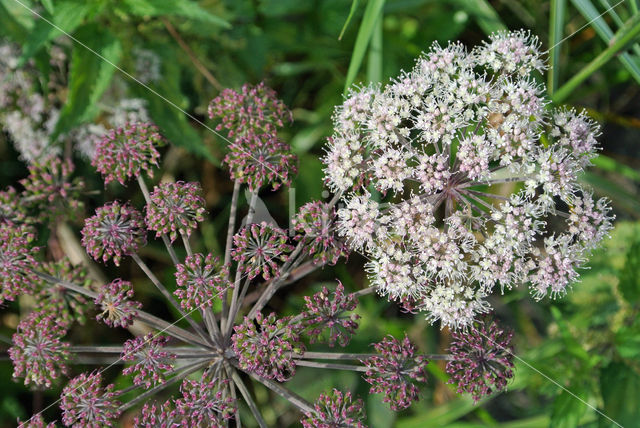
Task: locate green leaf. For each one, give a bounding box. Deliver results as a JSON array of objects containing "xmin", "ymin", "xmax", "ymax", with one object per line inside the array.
[
  {"xmin": 397, "ymin": 397, "xmax": 480, "ymax": 428},
  {"xmin": 366, "ymin": 11, "xmax": 383, "ymax": 84},
  {"xmin": 130, "ymin": 45, "xmax": 216, "ymax": 162},
  {"xmin": 548, "ymin": 0, "xmax": 567, "ymax": 95},
  {"xmin": 453, "ymin": 0, "xmax": 506, "ymax": 35},
  {"xmin": 618, "ymin": 239, "xmax": 640, "ymax": 302},
  {"xmin": 52, "ymin": 24, "xmax": 122, "ymax": 139},
  {"xmin": 553, "ymin": 12, "xmax": 640, "ymax": 102},
  {"xmin": 615, "ymin": 321, "xmax": 640, "ymax": 360},
  {"xmin": 339, "ymin": 0, "xmax": 360, "ymax": 40},
  {"xmin": 40, "ymin": 0, "xmax": 54, "ymax": 14},
  {"xmin": 18, "ymin": 0, "xmax": 94, "ymax": 66},
  {"xmin": 122, "ymin": 0, "xmax": 231, "ymax": 28},
  {"xmin": 569, "ymin": 0, "xmax": 640, "ymax": 85},
  {"xmin": 550, "ymin": 386, "xmax": 588, "ymax": 428},
  {"xmin": 343, "ymin": 0, "xmax": 385, "ymax": 93},
  {"xmin": 580, "ymin": 171, "xmax": 640, "ymax": 217},
  {"xmin": 367, "ymin": 393, "xmax": 396, "ymax": 428},
  {"xmin": 0, "ymin": 0, "xmax": 28, "ymax": 42},
  {"xmin": 592, "ymin": 154, "xmax": 640, "ymax": 182},
  {"xmin": 600, "ymin": 362, "xmax": 640, "ymax": 427}
]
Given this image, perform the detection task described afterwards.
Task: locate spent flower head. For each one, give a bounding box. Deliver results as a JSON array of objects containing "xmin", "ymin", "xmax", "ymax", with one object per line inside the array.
[
  {"xmin": 145, "ymin": 181, "xmax": 206, "ymax": 242},
  {"xmin": 60, "ymin": 371, "xmax": 121, "ymax": 428},
  {"xmin": 81, "ymin": 201, "xmax": 147, "ymax": 266},
  {"xmin": 8, "ymin": 311, "xmax": 70, "ymax": 389},
  {"xmin": 122, "ymin": 333, "xmax": 176, "ymax": 389},
  {"xmin": 301, "ymin": 389, "xmax": 367, "ymax": 428},
  {"xmin": 94, "ymin": 278, "xmax": 142, "ymax": 328},
  {"xmin": 92, "ymin": 122, "xmax": 164, "ymax": 185},
  {"xmin": 363, "ymin": 334, "xmax": 429, "ymax": 410},
  {"xmin": 232, "ymin": 312, "xmax": 304, "ymax": 381},
  {"xmin": 446, "ymin": 318, "xmax": 515, "ymax": 402},
  {"xmin": 299, "ymin": 281, "xmax": 360, "ymax": 347}
]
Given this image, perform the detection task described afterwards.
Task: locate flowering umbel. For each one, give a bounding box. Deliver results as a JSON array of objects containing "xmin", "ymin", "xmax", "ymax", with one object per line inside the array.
[
  {"xmin": 92, "ymin": 122, "xmax": 164, "ymax": 185},
  {"xmin": 8, "ymin": 311, "xmax": 70, "ymax": 389},
  {"xmin": 323, "ymin": 30, "xmax": 613, "ymax": 328},
  {"xmin": 81, "ymin": 201, "xmax": 147, "ymax": 266},
  {"xmin": 294, "ymin": 201, "xmax": 349, "ymax": 265},
  {"xmin": 446, "ymin": 318, "xmax": 515, "ymax": 402},
  {"xmin": 145, "ymin": 181, "xmax": 206, "ymax": 242},
  {"xmin": 301, "ymin": 389, "xmax": 367, "ymax": 428},
  {"xmin": 363, "ymin": 334, "xmax": 429, "ymax": 410}
]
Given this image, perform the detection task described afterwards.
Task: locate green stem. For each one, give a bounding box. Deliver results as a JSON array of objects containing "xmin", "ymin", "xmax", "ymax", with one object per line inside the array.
[
  {"xmin": 553, "ymin": 13, "xmax": 640, "ymax": 102},
  {"xmin": 230, "ymin": 369, "xmax": 268, "ymax": 428}
]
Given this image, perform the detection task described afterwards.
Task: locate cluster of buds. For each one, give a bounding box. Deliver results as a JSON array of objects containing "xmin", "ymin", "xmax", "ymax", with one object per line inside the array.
[
  {"xmin": 232, "ymin": 312, "xmax": 304, "ymax": 381},
  {"xmin": 323, "ymin": 30, "xmax": 613, "ymax": 329},
  {"xmin": 208, "ymin": 82, "xmax": 297, "ymax": 191}
]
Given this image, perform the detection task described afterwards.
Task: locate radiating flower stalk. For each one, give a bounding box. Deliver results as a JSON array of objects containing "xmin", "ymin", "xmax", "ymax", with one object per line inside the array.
[{"xmin": 1, "ymin": 31, "xmax": 611, "ymax": 427}]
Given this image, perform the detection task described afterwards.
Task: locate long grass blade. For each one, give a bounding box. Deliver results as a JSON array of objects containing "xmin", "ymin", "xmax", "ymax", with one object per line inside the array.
[
  {"xmin": 339, "ymin": 0, "xmax": 360, "ymax": 40},
  {"xmin": 343, "ymin": 0, "xmax": 385, "ymax": 93},
  {"xmin": 366, "ymin": 11, "xmax": 383, "ymax": 84},
  {"xmin": 553, "ymin": 13, "xmax": 640, "ymax": 102},
  {"xmin": 549, "ymin": 0, "xmax": 567, "ymax": 95}
]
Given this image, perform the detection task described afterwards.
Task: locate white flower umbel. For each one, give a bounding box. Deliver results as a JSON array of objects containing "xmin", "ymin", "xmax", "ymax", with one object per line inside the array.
[{"xmin": 323, "ymin": 31, "xmax": 614, "ymax": 329}]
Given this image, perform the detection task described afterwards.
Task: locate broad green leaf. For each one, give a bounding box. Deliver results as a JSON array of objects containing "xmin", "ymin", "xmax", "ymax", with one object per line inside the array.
[
  {"xmin": 343, "ymin": 0, "xmax": 385, "ymax": 92},
  {"xmin": 18, "ymin": 0, "xmax": 94, "ymax": 65},
  {"xmin": 618, "ymin": 239, "xmax": 640, "ymax": 302},
  {"xmin": 550, "ymin": 386, "xmax": 588, "ymax": 428},
  {"xmin": 52, "ymin": 24, "xmax": 122, "ymax": 139},
  {"xmin": 339, "ymin": 0, "xmax": 360, "ymax": 40},
  {"xmin": 40, "ymin": 0, "xmax": 54, "ymax": 14},
  {"xmin": 121, "ymin": 0, "xmax": 231, "ymax": 28},
  {"xmin": 600, "ymin": 362, "xmax": 640, "ymax": 427},
  {"xmin": 0, "ymin": 0, "xmax": 28, "ymax": 42},
  {"xmin": 548, "ymin": 0, "xmax": 567, "ymax": 94}
]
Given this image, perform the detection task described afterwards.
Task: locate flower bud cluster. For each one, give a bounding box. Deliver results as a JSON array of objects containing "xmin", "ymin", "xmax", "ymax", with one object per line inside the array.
[
  {"xmin": 299, "ymin": 281, "xmax": 360, "ymax": 347},
  {"xmin": 301, "ymin": 389, "xmax": 366, "ymax": 428},
  {"xmin": 232, "ymin": 222, "xmax": 294, "ymax": 280},
  {"xmin": 174, "ymin": 253, "xmax": 231, "ymax": 311},
  {"xmin": 122, "ymin": 334, "xmax": 176, "ymax": 389},
  {"xmin": 293, "ymin": 201, "xmax": 349, "ymax": 265},
  {"xmin": 232, "ymin": 312, "xmax": 304, "ymax": 381},
  {"xmin": 94, "ymin": 278, "xmax": 142, "ymax": 328},
  {"xmin": 145, "ymin": 181, "xmax": 206, "ymax": 242},
  {"xmin": 362, "ymin": 334, "xmax": 429, "ymax": 410},
  {"xmin": 60, "ymin": 371, "xmax": 121, "ymax": 427},
  {"xmin": 446, "ymin": 319, "xmax": 515, "ymax": 402}
]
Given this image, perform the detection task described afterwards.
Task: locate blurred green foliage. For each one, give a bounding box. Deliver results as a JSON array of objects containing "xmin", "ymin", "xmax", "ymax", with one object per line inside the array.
[{"xmin": 1, "ymin": 0, "xmax": 640, "ymax": 427}]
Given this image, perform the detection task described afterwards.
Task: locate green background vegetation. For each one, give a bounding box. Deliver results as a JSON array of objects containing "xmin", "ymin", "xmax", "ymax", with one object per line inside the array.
[{"xmin": 1, "ymin": 0, "xmax": 640, "ymax": 427}]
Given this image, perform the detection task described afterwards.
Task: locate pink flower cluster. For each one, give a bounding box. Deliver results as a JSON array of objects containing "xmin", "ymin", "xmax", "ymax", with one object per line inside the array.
[
  {"xmin": 122, "ymin": 334, "xmax": 176, "ymax": 389},
  {"xmin": 174, "ymin": 253, "xmax": 231, "ymax": 311}
]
